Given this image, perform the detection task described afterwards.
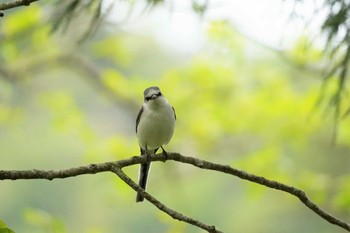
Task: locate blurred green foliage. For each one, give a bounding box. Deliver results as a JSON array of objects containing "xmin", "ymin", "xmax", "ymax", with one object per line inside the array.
[
  {"xmin": 0, "ymin": 3, "xmax": 349, "ymax": 233},
  {"xmin": 0, "ymin": 219, "xmax": 15, "ymax": 233},
  {"xmin": 23, "ymin": 208, "xmax": 66, "ymax": 233}
]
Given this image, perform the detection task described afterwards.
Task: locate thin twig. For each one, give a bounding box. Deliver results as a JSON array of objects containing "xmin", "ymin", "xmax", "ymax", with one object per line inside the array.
[{"xmin": 0, "ymin": 153, "xmax": 349, "ymax": 232}]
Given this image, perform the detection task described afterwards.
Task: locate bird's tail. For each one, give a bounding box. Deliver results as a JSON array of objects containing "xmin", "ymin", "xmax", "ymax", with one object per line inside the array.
[
  {"xmin": 136, "ymin": 148, "xmax": 158, "ymax": 202},
  {"xmin": 136, "ymin": 161, "xmax": 151, "ymax": 202}
]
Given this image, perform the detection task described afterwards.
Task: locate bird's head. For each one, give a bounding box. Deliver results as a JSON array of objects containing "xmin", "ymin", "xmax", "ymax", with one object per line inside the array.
[{"xmin": 144, "ymin": 86, "xmax": 163, "ymax": 102}]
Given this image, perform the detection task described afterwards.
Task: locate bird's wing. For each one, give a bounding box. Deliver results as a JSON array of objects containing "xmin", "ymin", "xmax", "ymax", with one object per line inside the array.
[
  {"xmin": 172, "ymin": 106, "xmax": 176, "ymax": 120},
  {"xmin": 136, "ymin": 106, "xmax": 144, "ymax": 133}
]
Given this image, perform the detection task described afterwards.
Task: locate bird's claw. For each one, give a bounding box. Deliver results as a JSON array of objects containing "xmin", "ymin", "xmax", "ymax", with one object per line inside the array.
[
  {"xmin": 161, "ymin": 146, "xmax": 168, "ymax": 159},
  {"xmin": 145, "ymin": 152, "xmax": 151, "ymax": 162}
]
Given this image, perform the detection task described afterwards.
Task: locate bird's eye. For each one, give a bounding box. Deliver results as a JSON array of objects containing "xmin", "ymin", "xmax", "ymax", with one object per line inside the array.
[
  {"xmin": 145, "ymin": 96, "xmax": 151, "ymax": 101},
  {"xmin": 157, "ymin": 92, "xmax": 162, "ymax": 97}
]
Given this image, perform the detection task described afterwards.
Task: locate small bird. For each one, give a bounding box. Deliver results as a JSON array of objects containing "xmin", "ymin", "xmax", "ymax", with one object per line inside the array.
[{"xmin": 135, "ymin": 86, "xmax": 176, "ymax": 202}]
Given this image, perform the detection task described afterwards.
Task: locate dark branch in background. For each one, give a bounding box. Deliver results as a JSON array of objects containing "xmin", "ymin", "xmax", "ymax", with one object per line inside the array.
[
  {"xmin": 319, "ymin": 0, "xmax": 350, "ymax": 141},
  {"xmin": 50, "ymin": 0, "xmax": 106, "ymax": 42},
  {"xmin": 0, "ymin": 51, "xmax": 139, "ymax": 116},
  {"xmin": 1, "ymin": 0, "xmax": 350, "ymax": 139},
  {"xmin": 0, "ymin": 64, "xmax": 21, "ymax": 83},
  {"xmin": 330, "ymin": 44, "xmax": 350, "ymax": 143},
  {"xmin": 56, "ymin": 54, "xmax": 138, "ymax": 111},
  {"xmin": 0, "ymin": 153, "xmax": 349, "ymax": 232},
  {"xmin": 56, "ymin": 53, "xmax": 140, "ymax": 117},
  {"xmin": 318, "ymin": 1, "xmax": 350, "ymax": 140},
  {"xmin": 3, "ymin": 0, "xmax": 349, "ymax": 138}
]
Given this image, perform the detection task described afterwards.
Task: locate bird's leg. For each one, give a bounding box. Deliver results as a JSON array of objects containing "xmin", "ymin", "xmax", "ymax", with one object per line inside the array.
[
  {"xmin": 161, "ymin": 146, "xmax": 168, "ymax": 158},
  {"xmin": 141, "ymin": 147, "xmax": 152, "ymax": 162},
  {"xmin": 146, "ymin": 151, "xmax": 151, "ymax": 162}
]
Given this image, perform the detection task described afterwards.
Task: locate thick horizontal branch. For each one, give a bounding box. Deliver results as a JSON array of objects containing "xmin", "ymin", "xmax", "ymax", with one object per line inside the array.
[
  {"xmin": 0, "ymin": 153, "xmax": 349, "ymax": 232},
  {"xmin": 0, "ymin": 154, "xmax": 223, "ymax": 233}
]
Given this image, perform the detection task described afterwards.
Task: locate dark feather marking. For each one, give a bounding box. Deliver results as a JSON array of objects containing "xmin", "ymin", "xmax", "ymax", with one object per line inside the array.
[
  {"xmin": 136, "ymin": 106, "xmax": 144, "ymax": 133},
  {"xmin": 172, "ymin": 106, "xmax": 176, "ymax": 120}
]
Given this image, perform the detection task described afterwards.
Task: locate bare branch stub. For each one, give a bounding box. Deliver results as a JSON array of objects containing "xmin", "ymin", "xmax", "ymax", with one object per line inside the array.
[{"xmin": 0, "ymin": 0, "xmax": 39, "ymax": 11}]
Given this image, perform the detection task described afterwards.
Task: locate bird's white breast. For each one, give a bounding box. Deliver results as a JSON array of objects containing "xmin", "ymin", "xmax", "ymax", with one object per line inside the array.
[{"xmin": 137, "ymin": 98, "xmax": 175, "ymax": 151}]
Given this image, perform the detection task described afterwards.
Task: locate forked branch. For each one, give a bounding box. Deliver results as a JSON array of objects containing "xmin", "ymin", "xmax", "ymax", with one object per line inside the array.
[{"xmin": 0, "ymin": 153, "xmax": 349, "ymax": 232}]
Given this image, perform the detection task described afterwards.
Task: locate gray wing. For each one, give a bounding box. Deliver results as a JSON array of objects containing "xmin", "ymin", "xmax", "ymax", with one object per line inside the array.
[
  {"xmin": 172, "ymin": 106, "xmax": 176, "ymax": 120},
  {"xmin": 136, "ymin": 106, "xmax": 144, "ymax": 133}
]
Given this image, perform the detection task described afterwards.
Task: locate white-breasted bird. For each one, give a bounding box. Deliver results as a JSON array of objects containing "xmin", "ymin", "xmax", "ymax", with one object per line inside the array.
[{"xmin": 135, "ymin": 86, "xmax": 176, "ymax": 202}]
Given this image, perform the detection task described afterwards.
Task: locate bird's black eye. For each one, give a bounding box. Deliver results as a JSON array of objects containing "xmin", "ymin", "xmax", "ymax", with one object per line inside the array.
[{"xmin": 145, "ymin": 92, "xmax": 161, "ymax": 101}]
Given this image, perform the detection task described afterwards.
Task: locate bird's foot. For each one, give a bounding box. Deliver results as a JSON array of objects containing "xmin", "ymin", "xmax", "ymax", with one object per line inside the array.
[
  {"xmin": 161, "ymin": 146, "xmax": 168, "ymax": 159},
  {"xmin": 145, "ymin": 151, "xmax": 152, "ymax": 162}
]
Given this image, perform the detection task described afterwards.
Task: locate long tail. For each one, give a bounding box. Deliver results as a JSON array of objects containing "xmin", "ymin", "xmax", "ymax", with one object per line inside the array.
[
  {"xmin": 136, "ymin": 161, "xmax": 151, "ymax": 202},
  {"xmin": 136, "ymin": 148, "xmax": 158, "ymax": 202}
]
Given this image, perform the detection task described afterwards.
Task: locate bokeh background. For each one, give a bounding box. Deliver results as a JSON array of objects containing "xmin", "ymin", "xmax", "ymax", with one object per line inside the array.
[{"xmin": 0, "ymin": 0, "xmax": 349, "ymax": 232}]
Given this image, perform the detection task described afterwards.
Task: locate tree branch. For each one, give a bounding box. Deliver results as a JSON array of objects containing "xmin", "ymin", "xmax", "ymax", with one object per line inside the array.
[
  {"xmin": 0, "ymin": 0, "xmax": 38, "ymax": 16},
  {"xmin": 112, "ymin": 166, "xmax": 222, "ymax": 233},
  {"xmin": 0, "ymin": 153, "xmax": 349, "ymax": 232}
]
